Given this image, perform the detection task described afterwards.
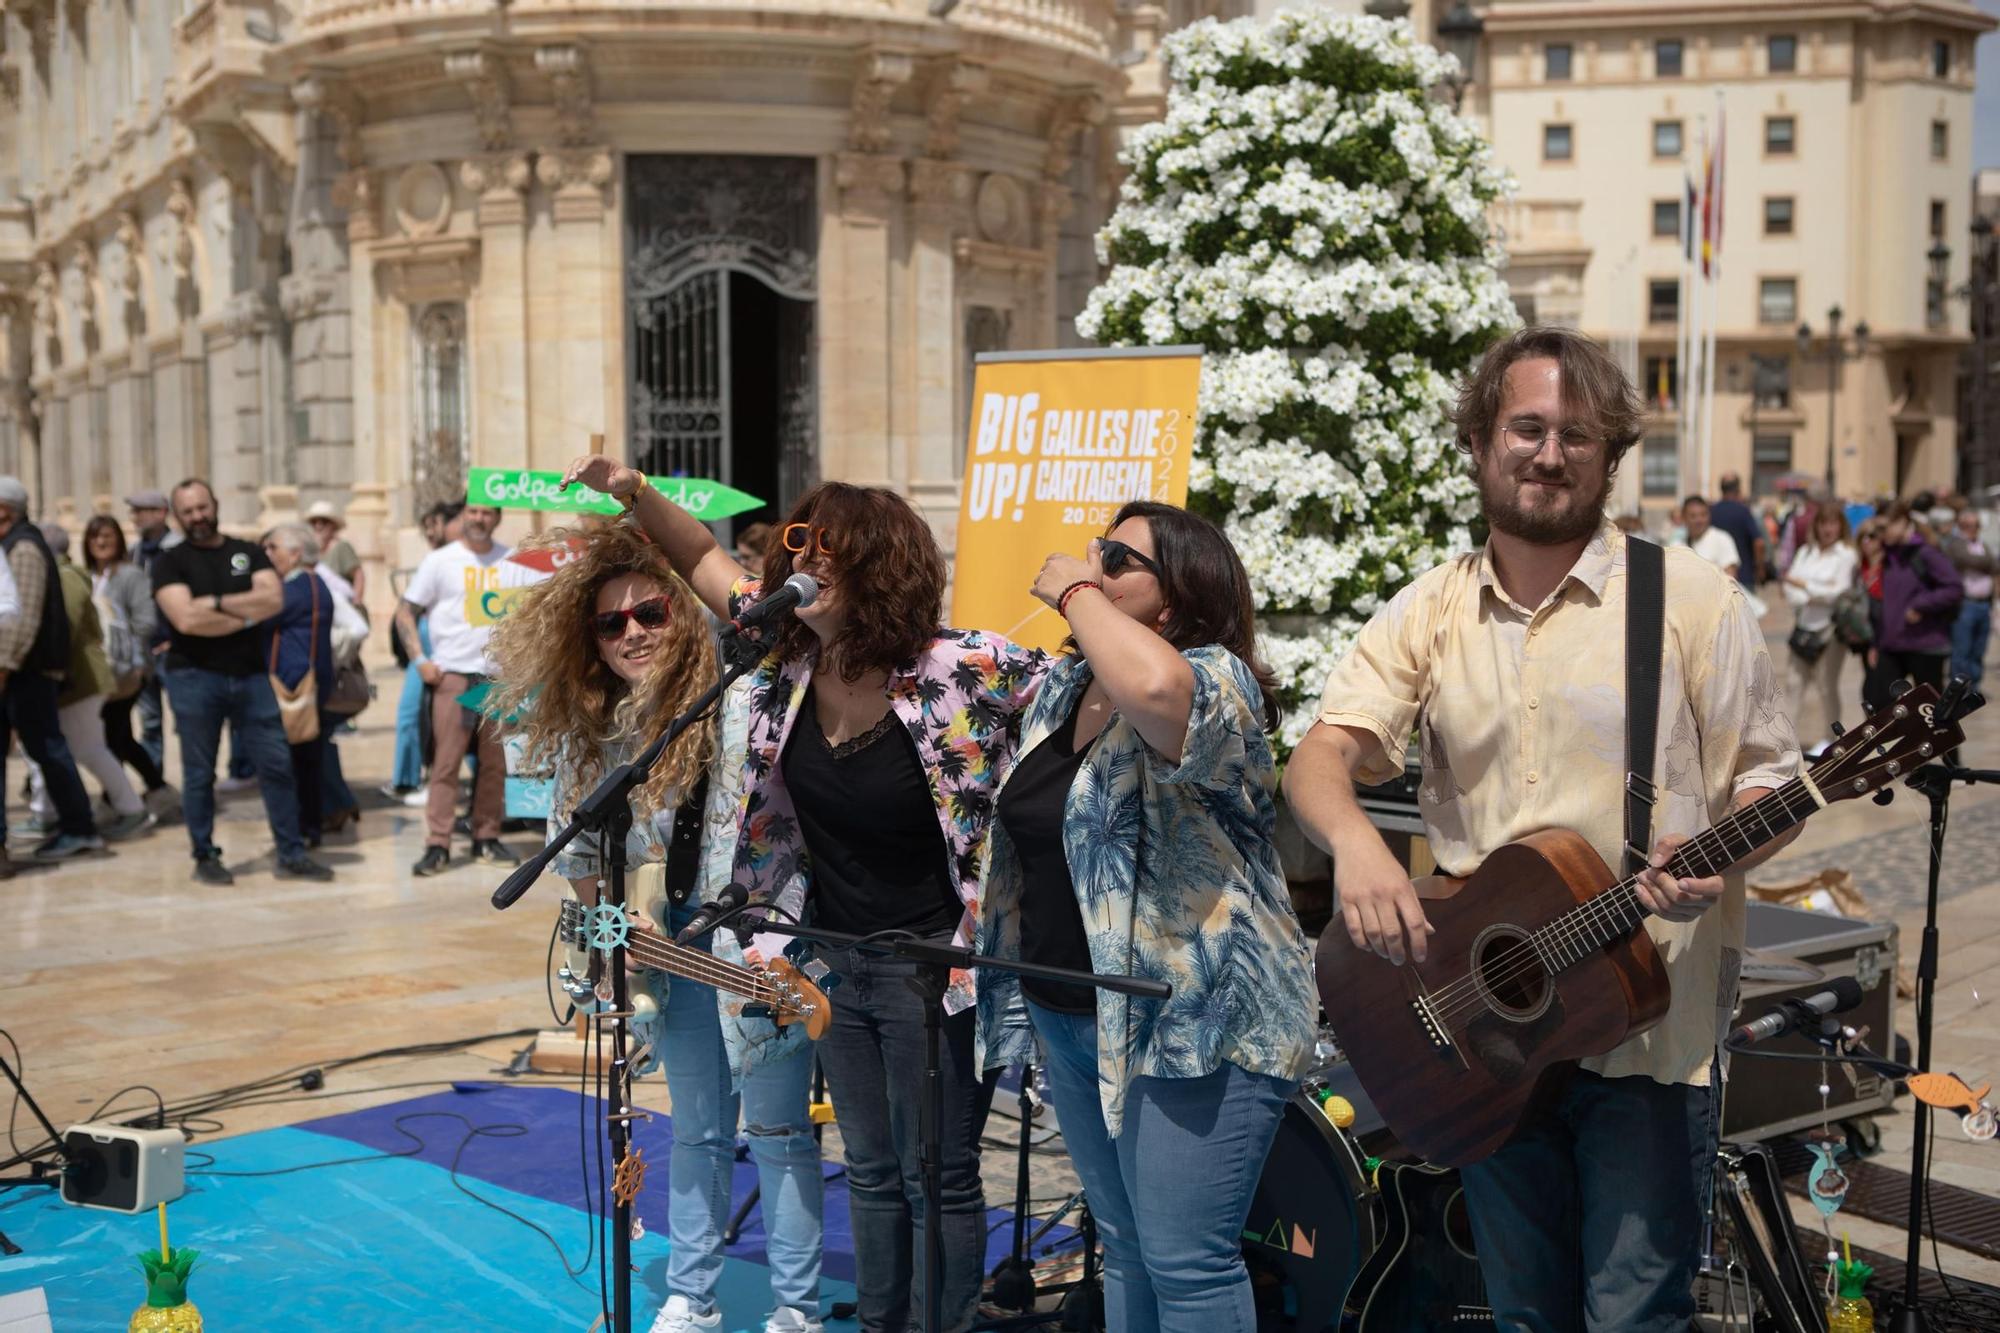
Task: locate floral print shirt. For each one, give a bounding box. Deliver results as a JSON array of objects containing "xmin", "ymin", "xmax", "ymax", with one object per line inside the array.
[
  {"xmin": 549, "ymin": 677, "xmax": 807, "ymax": 1084},
  {"xmin": 727, "ymin": 576, "xmax": 1049, "ymax": 1014},
  {"xmin": 976, "ymin": 645, "xmax": 1319, "ymax": 1137}
]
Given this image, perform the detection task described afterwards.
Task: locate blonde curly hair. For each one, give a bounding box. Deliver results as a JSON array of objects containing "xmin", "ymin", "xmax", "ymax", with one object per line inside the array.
[{"xmin": 487, "ymin": 521, "xmax": 718, "ymax": 821}]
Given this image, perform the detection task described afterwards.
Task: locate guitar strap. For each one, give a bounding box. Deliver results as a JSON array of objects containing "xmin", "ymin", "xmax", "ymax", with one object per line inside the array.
[
  {"xmin": 1624, "ymin": 537, "xmax": 1665, "ymax": 878},
  {"xmin": 665, "ymin": 772, "xmax": 711, "ymax": 908}
]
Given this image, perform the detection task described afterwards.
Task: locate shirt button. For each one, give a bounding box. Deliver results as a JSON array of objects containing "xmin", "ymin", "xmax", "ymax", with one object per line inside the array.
[
  {"xmin": 1528, "ymin": 696, "xmax": 1539, "ymax": 709},
  {"xmin": 1526, "ymin": 771, "xmax": 1539, "ymax": 784}
]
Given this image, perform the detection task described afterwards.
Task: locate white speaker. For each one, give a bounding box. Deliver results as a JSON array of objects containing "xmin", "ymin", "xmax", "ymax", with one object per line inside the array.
[{"xmin": 59, "ymin": 1122, "xmax": 185, "ymax": 1213}]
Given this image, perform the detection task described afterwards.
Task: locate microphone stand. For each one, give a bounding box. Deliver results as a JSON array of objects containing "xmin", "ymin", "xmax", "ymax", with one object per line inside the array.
[
  {"xmin": 723, "ymin": 917, "xmax": 1171, "ymax": 1333},
  {"xmin": 489, "ymin": 627, "xmax": 769, "ymax": 1333}
]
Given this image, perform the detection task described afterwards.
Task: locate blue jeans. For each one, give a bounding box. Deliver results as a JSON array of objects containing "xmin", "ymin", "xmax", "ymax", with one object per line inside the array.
[
  {"xmin": 392, "ymin": 621, "xmax": 431, "ymax": 789},
  {"xmin": 658, "ymin": 901, "xmax": 823, "ymax": 1317},
  {"xmin": 136, "ymin": 672, "xmax": 165, "ymax": 770},
  {"xmin": 162, "ymin": 666, "xmax": 305, "ymax": 863},
  {"xmin": 0, "ymin": 671, "xmax": 97, "ymax": 843},
  {"xmin": 1028, "ymin": 1001, "xmax": 1294, "ymax": 1333},
  {"xmin": 1457, "ymin": 1068, "xmax": 1718, "ymax": 1333},
  {"xmin": 817, "ymin": 946, "xmax": 991, "ymax": 1333},
  {"xmin": 1951, "ymin": 598, "xmax": 1991, "ymax": 689}
]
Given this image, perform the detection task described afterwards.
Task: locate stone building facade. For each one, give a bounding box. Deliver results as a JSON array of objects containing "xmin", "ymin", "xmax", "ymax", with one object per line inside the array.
[{"xmin": 0, "ymin": 0, "xmax": 1224, "ymax": 627}]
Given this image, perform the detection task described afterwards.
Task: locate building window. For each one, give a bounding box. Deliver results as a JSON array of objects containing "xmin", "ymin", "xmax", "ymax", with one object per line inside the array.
[
  {"xmin": 1769, "ymin": 34, "xmax": 1798, "ymax": 73},
  {"xmin": 1932, "ymin": 120, "xmax": 1949, "ymax": 160},
  {"xmin": 1643, "ymin": 435, "xmax": 1679, "ymax": 497},
  {"xmin": 1649, "ymin": 279, "xmax": 1679, "ymax": 325},
  {"xmin": 1764, "ymin": 197, "xmax": 1794, "ymax": 236},
  {"xmin": 1934, "ymin": 40, "xmax": 1951, "ymax": 79},
  {"xmin": 1544, "ymin": 123, "xmax": 1573, "ymax": 162},
  {"xmin": 1931, "ymin": 200, "xmax": 1947, "ymax": 239},
  {"xmin": 1644, "ymin": 355, "xmax": 1680, "ymax": 411},
  {"xmin": 412, "ymin": 303, "xmax": 471, "ymax": 515},
  {"xmin": 1766, "ymin": 116, "xmax": 1796, "ymax": 155},
  {"xmin": 1656, "ymin": 39, "xmax": 1684, "ymax": 78},
  {"xmin": 1546, "ymin": 43, "xmax": 1572, "ymax": 81},
  {"xmin": 1653, "ymin": 199, "xmax": 1681, "ymax": 238},
  {"xmin": 1759, "ymin": 277, "xmax": 1798, "ymax": 325},
  {"xmin": 1653, "ymin": 120, "xmax": 1683, "ymax": 158},
  {"xmin": 1751, "ymin": 356, "xmax": 1791, "ymax": 409},
  {"xmin": 1751, "ymin": 435, "xmax": 1794, "ymax": 496}
]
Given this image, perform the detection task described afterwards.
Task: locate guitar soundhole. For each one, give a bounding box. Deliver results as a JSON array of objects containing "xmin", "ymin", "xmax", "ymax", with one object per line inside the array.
[{"xmin": 1469, "ymin": 926, "xmax": 1553, "ymax": 1022}]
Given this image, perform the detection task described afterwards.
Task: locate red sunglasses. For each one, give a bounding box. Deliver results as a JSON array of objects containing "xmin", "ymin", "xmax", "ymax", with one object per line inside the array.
[{"xmin": 592, "ymin": 597, "xmax": 670, "ymax": 640}]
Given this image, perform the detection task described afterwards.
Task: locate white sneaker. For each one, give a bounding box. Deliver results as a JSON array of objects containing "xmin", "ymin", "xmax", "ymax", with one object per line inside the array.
[
  {"xmin": 216, "ymin": 774, "xmax": 257, "ymax": 794},
  {"xmin": 647, "ymin": 1295, "xmax": 721, "ymax": 1333},
  {"xmin": 401, "ymin": 787, "xmax": 432, "ymax": 808},
  {"xmin": 763, "ymin": 1309, "xmax": 824, "ymax": 1333}
]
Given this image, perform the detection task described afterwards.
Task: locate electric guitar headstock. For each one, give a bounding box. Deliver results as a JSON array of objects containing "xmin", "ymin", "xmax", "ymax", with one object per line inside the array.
[{"xmin": 1805, "ymin": 683, "xmax": 1971, "ymax": 806}]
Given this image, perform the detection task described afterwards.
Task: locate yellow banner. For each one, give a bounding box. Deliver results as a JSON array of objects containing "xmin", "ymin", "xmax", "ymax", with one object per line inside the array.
[{"xmin": 952, "ymin": 347, "xmax": 1201, "ymax": 653}]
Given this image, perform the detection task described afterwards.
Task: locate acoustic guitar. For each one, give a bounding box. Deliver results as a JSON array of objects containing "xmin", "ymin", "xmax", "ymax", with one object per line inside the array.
[
  {"xmin": 1347, "ymin": 1161, "xmax": 1494, "ymax": 1330},
  {"xmin": 1315, "ymin": 682, "xmax": 1964, "ymax": 1168}
]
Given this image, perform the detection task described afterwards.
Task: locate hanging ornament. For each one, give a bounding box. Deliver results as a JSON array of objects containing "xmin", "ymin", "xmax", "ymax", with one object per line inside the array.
[
  {"xmin": 129, "ymin": 1204, "xmax": 202, "ymax": 1333},
  {"xmin": 1807, "ymin": 1136, "xmax": 1851, "ymax": 1218},
  {"xmin": 612, "ymin": 1146, "xmax": 649, "ymax": 1208}
]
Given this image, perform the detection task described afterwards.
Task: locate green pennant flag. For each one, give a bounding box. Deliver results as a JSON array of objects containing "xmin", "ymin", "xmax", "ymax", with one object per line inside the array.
[{"xmin": 467, "ymin": 468, "xmax": 764, "ymax": 520}]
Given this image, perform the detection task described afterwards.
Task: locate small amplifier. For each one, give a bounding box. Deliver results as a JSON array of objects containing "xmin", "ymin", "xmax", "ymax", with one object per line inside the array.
[{"xmin": 59, "ymin": 1122, "xmax": 185, "ymax": 1213}]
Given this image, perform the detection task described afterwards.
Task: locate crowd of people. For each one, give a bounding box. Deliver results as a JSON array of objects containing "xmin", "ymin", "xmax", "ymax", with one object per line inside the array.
[{"xmin": 1634, "ymin": 478, "xmax": 1994, "ymax": 744}]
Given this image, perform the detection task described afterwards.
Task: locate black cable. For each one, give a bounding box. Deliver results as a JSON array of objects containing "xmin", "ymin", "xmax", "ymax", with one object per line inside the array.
[{"xmin": 547, "ymin": 910, "xmax": 577, "ymax": 1028}]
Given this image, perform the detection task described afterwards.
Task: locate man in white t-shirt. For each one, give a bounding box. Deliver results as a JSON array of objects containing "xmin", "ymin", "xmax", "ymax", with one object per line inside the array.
[
  {"xmin": 1677, "ymin": 494, "xmax": 1741, "ymax": 578},
  {"xmin": 393, "ymin": 504, "xmax": 517, "ymax": 876}
]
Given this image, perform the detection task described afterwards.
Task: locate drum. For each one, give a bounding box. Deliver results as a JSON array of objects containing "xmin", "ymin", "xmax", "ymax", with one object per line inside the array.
[{"xmin": 1244, "ymin": 1047, "xmax": 1398, "ymax": 1332}]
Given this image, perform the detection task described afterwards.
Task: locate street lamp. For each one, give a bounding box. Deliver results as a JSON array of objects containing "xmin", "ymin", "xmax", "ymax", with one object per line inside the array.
[
  {"xmin": 1797, "ymin": 305, "xmax": 1870, "ymax": 495},
  {"xmin": 1436, "ymin": 2, "xmax": 1485, "ymax": 113}
]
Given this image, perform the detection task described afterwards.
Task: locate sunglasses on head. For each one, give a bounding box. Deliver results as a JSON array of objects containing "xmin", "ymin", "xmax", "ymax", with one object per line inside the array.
[
  {"xmin": 1098, "ymin": 538, "xmax": 1162, "ymax": 579},
  {"xmin": 592, "ymin": 597, "xmax": 670, "ymax": 640},
  {"xmin": 782, "ymin": 523, "xmax": 834, "ymax": 556}
]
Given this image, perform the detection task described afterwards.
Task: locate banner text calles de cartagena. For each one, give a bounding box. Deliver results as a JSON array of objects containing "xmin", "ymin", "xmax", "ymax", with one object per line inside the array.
[{"xmin": 952, "ymin": 347, "xmax": 1200, "ymax": 653}]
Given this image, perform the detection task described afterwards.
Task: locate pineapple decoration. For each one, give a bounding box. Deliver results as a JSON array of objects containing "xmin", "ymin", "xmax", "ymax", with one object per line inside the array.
[
  {"xmin": 1825, "ymin": 1236, "xmax": 1873, "ymax": 1333},
  {"xmin": 129, "ymin": 1202, "xmax": 202, "ymax": 1332}
]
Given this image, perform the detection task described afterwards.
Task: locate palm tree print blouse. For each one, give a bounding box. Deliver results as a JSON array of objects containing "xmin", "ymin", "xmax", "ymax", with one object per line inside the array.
[
  {"xmin": 976, "ymin": 645, "xmax": 1318, "ymax": 1137},
  {"xmin": 727, "ymin": 576, "xmax": 1049, "ymax": 1014}
]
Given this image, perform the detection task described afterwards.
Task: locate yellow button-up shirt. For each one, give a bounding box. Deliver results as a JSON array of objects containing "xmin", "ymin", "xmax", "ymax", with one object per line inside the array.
[{"xmin": 1315, "ymin": 520, "xmax": 1800, "ymax": 1087}]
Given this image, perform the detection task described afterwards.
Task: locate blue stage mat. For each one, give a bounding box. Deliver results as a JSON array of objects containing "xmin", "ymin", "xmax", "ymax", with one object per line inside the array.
[{"xmin": 0, "ymin": 1082, "xmax": 1069, "ymax": 1330}]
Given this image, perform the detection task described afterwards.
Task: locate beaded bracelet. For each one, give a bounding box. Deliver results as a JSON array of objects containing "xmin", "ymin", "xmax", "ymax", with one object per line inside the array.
[{"xmin": 1057, "ymin": 580, "xmax": 1102, "ymax": 618}]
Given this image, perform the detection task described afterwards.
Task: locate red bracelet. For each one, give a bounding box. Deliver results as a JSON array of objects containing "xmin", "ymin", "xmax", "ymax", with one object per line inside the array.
[{"xmin": 1057, "ymin": 580, "xmax": 1101, "ymax": 618}]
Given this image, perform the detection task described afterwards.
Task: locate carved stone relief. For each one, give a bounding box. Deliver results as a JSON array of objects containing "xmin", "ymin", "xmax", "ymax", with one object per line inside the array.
[{"xmin": 392, "ymin": 163, "xmax": 453, "ymax": 238}]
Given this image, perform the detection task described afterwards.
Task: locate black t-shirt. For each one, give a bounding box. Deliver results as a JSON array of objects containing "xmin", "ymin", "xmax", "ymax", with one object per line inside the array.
[
  {"xmin": 150, "ymin": 537, "xmax": 273, "ymax": 676},
  {"xmin": 781, "ymin": 692, "xmax": 964, "ymax": 939},
  {"xmin": 995, "ymin": 696, "xmax": 1099, "ymax": 1014}
]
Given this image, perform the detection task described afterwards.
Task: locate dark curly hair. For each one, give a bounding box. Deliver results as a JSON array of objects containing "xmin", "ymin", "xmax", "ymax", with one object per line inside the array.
[
  {"xmin": 1452, "ymin": 326, "xmax": 1646, "ymax": 477},
  {"xmin": 764, "ymin": 481, "xmax": 947, "ymax": 679}
]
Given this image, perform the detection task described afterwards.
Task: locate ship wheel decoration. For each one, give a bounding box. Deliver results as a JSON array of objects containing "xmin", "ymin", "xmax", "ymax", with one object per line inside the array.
[
  {"xmin": 612, "ymin": 1146, "xmax": 648, "ymax": 1207},
  {"xmin": 587, "ymin": 904, "xmax": 632, "ymax": 952}
]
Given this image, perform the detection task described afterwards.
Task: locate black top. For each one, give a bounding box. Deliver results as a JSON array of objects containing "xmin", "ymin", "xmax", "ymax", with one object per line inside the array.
[
  {"xmin": 150, "ymin": 537, "xmax": 273, "ymax": 676},
  {"xmin": 995, "ymin": 696, "xmax": 1098, "ymax": 1014},
  {"xmin": 781, "ymin": 692, "xmax": 964, "ymax": 939}
]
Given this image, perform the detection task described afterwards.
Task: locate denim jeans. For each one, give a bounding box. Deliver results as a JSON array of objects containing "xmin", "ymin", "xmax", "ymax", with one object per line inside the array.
[
  {"xmin": 1028, "ymin": 1001, "xmax": 1293, "ymax": 1333},
  {"xmin": 392, "ymin": 621, "xmax": 431, "ymax": 789},
  {"xmin": 136, "ymin": 672, "xmax": 165, "ymax": 771},
  {"xmin": 162, "ymin": 666, "xmax": 305, "ymax": 863},
  {"xmin": 1952, "ymin": 598, "xmax": 1991, "ymax": 689},
  {"xmin": 1456, "ymin": 1068, "xmax": 1719, "ymax": 1333},
  {"xmin": 658, "ymin": 902, "xmax": 823, "ymax": 1318},
  {"xmin": 0, "ymin": 671, "xmax": 97, "ymax": 844},
  {"xmin": 817, "ymin": 946, "xmax": 990, "ymax": 1333}
]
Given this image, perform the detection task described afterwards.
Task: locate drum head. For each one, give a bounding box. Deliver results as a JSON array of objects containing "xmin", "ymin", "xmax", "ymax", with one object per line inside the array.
[{"xmin": 1243, "ymin": 1093, "xmax": 1379, "ymax": 1333}]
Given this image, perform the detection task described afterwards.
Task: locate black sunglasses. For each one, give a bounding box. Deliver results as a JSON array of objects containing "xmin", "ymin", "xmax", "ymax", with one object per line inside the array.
[
  {"xmin": 1099, "ymin": 539, "xmax": 1162, "ymax": 580},
  {"xmin": 592, "ymin": 597, "xmax": 669, "ymax": 640}
]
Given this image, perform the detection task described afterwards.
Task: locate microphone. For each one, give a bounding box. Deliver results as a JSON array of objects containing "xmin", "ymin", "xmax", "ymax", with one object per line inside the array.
[
  {"xmin": 675, "ymin": 883, "xmax": 751, "ymax": 946},
  {"xmin": 1731, "ymin": 976, "xmax": 1866, "ymax": 1046},
  {"xmin": 722, "ymin": 573, "xmax": 818, "ymax": 640}
]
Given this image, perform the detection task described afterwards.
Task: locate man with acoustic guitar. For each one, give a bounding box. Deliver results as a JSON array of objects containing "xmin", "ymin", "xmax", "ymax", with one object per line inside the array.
[{"xmin": 1284, "ymin": 327, "xmax": 1802, "ymax": 1332}]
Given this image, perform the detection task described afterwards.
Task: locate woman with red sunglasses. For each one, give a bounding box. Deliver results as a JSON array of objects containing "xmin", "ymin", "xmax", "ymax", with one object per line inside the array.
[
  {"xmin": 488, "ymin": 520, "xmax": 826, "ymax": 1333},
  {"xmin": 562, "ymin": 454, "xmax": 1047, "ymax": 1333}
]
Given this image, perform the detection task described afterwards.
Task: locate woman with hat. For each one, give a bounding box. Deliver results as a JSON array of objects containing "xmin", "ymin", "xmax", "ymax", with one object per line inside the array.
[{"xmin": 305, "ymin": 501, "xmax": 365, "ymax": 603}]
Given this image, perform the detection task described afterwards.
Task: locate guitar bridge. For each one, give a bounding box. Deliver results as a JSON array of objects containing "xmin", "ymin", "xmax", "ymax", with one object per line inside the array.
[{"xmin": 1410, "ymin": 993, "xmax": 1454, "ymax": 1053}]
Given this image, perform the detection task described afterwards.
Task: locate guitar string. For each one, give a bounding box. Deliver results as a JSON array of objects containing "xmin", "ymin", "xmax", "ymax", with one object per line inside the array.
[
  {"xmin": 1423, "ymin": 779, "xmax": 1823, "ymax": 1028},
  {"xmin": 1414, "ymin": 777, "xmax": 1829, "ymax": 1029},
  {"xmin": 562, "ymin": 908, "xmax": 785, "ymax": 1006}
]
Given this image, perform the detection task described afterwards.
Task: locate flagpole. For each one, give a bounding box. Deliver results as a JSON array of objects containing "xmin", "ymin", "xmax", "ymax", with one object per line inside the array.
[
  {"xmin": 1702, "ymin": 91, "xmax": 1724, "ymax": 495},
  {"xmin": 1686, "ymin": 119, "xmax": 1707, "ymax": 499},
  {"xmin": 1677, "ymin": 164, "xmax": 1691, "ymax": 490}
]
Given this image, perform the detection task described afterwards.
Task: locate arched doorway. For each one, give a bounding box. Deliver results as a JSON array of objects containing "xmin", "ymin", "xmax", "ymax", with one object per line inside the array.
[{"xmin": 626, "ymin": 155, "xmax": 817, "ymax": 534}]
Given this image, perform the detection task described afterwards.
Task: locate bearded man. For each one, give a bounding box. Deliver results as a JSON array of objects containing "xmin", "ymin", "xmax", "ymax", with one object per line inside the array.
[{"xmin": 1283, "ymin": 327, "xmax": 1802, "ymax": 1331}]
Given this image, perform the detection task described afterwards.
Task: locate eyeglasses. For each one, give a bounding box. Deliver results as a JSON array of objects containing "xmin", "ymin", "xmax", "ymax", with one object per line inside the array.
[
  {"xmin": 592, "ymin": 597, "xmax": 670, "ymax": 640},
  {"xmin": 1500, "ymin": 419, "xmax": 1605, "ymax": 461},
  {"xmin": 1098, "ymin": 538, "xmax": 1162, "ymax": 580},
  {"xmin": 781, "ymin": 523, "xmax": 834, "ymax": 557}
]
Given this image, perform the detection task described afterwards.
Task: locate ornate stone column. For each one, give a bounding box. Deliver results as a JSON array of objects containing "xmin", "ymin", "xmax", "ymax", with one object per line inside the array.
[
  {"xmin": 284, "ymin": 76, "xmax": 359, "ymax": 513},
  {"xmin": 461, "ymin": 151, "xmax": 534, "ymax": 473}
]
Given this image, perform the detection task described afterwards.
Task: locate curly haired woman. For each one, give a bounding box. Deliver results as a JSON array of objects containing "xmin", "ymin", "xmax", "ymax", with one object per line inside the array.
[
  {"xmin": 488, "ymin": 521, "xmax": 825, "ymax": 1333},
  {"xmin": 562, "ymin": 455, "xmax": 1047, "ymax": 1333}
]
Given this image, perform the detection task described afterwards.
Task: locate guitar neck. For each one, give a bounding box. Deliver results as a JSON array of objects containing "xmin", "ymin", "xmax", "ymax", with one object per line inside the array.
[
  {"xmin": 619, "ymin": 928, "xmax": 781, "ymax": 1008},
  {"xmin": 1531, "ymin": 770, "xmax": 1825, "ymax": 967}
]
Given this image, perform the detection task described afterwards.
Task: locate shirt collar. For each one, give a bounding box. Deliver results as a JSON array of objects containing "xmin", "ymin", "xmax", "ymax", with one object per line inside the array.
[{"xmin": 1475, "ymin": 517, "xmax": 1623, "ymax": 612}]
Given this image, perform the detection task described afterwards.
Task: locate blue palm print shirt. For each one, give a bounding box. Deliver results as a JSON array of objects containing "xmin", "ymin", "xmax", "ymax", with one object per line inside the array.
[{"xmin": 976, "ymin": 644, "xmax": 1318, "ymax": 1136}]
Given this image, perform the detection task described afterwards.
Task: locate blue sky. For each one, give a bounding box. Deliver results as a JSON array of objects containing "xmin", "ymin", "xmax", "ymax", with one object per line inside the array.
[{"xmin": 1980, "ymin": 1, "xmax": 2000, "ymax": 169}]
